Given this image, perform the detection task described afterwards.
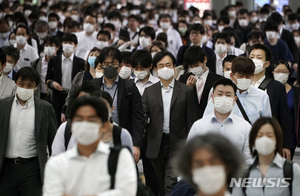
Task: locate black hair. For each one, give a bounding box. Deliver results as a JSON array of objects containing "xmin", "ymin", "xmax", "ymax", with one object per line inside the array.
[
  {"xmin": 44, "ymin": 35, "xmax": 61, "ymax": 47},
  {"xmin": 48, "ymin": 13, "xmax": 59, "ymax": 21},
  {"xmin": 269, "ymin": 12, "xmax": 283, "ymax": 24},
  {"xmin": 131, "ymin": 49, "xmax": 152, "ymax": 69},
  {"xmin": 74, "ymin": 82, "xmax": 102, "ymax": 98},
  {"xmin": 183, "ymin": 46, "xmax": 207, "ymax": 72},
  {"xmin": 97, "ymin": 30, "xmax": 111, "ymax": 40},
  {"xmin": 62, "ymin": 33, "xmax": 78, "ymax": 45},
  {"xmin": 15, "ymin": 67, "xmax": 40, "ymax": 86},
  {"xmin": 188, "ymin": 23, "xmax": 205, "ymax": 35},
  {"xmin": 98, "ymin": 47, "xmax": 122, "ymax": 64},
  {"xmin": 107, "ymin": 10, "xmax": 123, "ymax": 22},
  {"xmin": 217, "ymin": 16, "xmax": 230, "ymax": 25},
  {"xmin": 215, "ymin": 33, "xmax": 231, "ymax": 44},
  {"xmin": 248, "ymin": 43, "xmax": 271, "ymax": 61},
  {"xmin": 35, "ymin": 20, "xmax": 48, "ymax": 29},
  {"xmin": 121, "ymin": 51, "xmax": 132, "ymax": 64},
  {"xmin": 15, "ymin": 24, "xmax": 30, "ymax": 35},
  {"xmin": 128, "ymin": 14, "xmax": 140, "ymax": 22},
  {"xmin": 67, "ymin": 20, "xmax": 80, "ymax": 29},
  {"xmin": 156, "ymin": 32, "xmax": 168, "ymax": 48},
  {"xmin": 248, "ymin": 31, "xmax": 265, "ymax": 42},
  {"xmin": 231, "ymin": 56, "xmax": 255, "ymax": 75},
  {"xmin": 3, "ymin": 45, "xmax": 20, "ymax": 61},
  {"xmin": 0, "ymin": 48, "xmax": 6, "ymax": 66},
  {"xmin": 100, "ymin": 91, "xmax": 113, "ymax": 108},
  {"xmin": 213, "ymin": 78, "xmax": 237, "ymax": 95},
  {"xmin": 139, "ymin": 26, "xmax": 156, "ymax": 40},
  {"xmin": 152, "ymin": 51, "xmax": 176, "ymax": 68},
  {"xmin": 288, "ymin": 14, "xmax": 298, "ymax": 21},
  {"xmin": 83, "ymin": 11, "xmax": 97, "ymax": 20},
  {"xmin": 103, "ymin": 23, "xmax": 116, "ymax": 32},
  {"xmin": 158, "ymin": 14, "xmax": 172, "ymax": 25},
  {"xmin": 237, "ymin": 8, "xmax": 249, "ymax": 16},
  {"xmin": 274, "ymin": 60, "xmax": 289, "ymax": 70},
  {"xmin": 222, "ymin": 55, "xmax": 237, "ymax": 67},
  {"xmin": 69, "ymin": 96, "xmax": 109, "ymax": 123},
  {"xmin": 264, "ymin": 19, "xmax": 279, "ymax": 32}
]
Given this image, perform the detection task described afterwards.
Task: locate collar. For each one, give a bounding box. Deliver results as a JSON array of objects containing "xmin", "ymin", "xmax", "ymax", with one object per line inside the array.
[
  {"xmin": 216, "ymin": 53, "xmax": 227, "ymax": 61},
  {"xmin": 14, "ymin": 43, "xmax": 28, "ymax": 51},
  {"xmin": 42, "ymin": 56, "xmax": 47, "ymax": 63},
  {"xmin": 160, "ymin": 78, "xmax": 175, "ymax": 89},
  {"xmin": 272, "ymin": 152, "xmax": 285, "ymax": 168},
  {"xmin": 62, "ymin": 53, "xmax": 74, "ymax": 62},
  {"xmin": 49, "ymin": 28, "xmax": 58, "ymax": 34},
  {"xmin": 134, "ymin": 73, "xmax": 158, "ymax": 84},
  {"xmin": 103, "ymin": 76, "xmax": 119, "ymax": 85},
  {"xmin": 252, "ymin": 75, "xmax": 265, "ymax": 86},
  {"xmin": 190, "ymin": 43, "xmax": 203, "ymax": 47},
  {"xmin": 211, "ymin": 111, "xmax": 234, "ymax": 124},
  {"xmin": 14, "ymin": 94, "xmax": 34, "ymax": 108},
  {"xmin": 238, "ymin": 85, "xmax": 252, "ymax": 95},
  {"xmin": 68, "ymin": 141, "xmax": 110, "ymax": 159}
]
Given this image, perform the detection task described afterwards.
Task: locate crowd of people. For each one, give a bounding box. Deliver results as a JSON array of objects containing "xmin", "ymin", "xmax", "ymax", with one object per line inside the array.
[{"xmin": 0, "ymin": 0, "xmax": 300, "ymax": 195}]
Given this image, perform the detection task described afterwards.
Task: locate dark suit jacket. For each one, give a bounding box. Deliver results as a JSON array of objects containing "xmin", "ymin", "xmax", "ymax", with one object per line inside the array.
[
  {"xmin": 206, "ymin": 55, "xmax": 217, "ymax": 73},
  {"xmin": 176, "ymin": 44, "xmax": 215, "ymax": 66},
  {"xmin": 142, "ymin": 80, "xmax": 197, "ymax": 159},
  {"xmin": 0, "ymin": 97, "xmax": 57, "ymax": 183},
  {"xmin": 119, "ymin": 28, "xmax": 130, "ymax": 41},
  {"xmin": 281, "ymin": 29, "xmax": 299, "ymax": 64},
  {"xmin": 179, "ymin": 71, "xmax": 222, "ymax": 119},
  {"xmin": 91, "ymin": 77, "xmax": 145, "ymax": 147},
  {"xmin": 263, "ymin": 79, "xmax": 292, "ymax": 148},
  {"xmin": 293, "ymin": 87, "xmax": 300, "ymax": 147}
]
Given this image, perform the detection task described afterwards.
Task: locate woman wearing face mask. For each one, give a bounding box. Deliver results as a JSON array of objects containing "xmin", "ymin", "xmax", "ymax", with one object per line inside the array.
[
  {"xmin": 61, "ymin": 47, "xmax": 101, "ymax": 122},
  {"xmin": 172, "ymin": 133, "xmax": 243, "ymax": 196},
  {"xmin": 233, "ymin": 117, "xmax": 300, "ymax": 196},
  {"xmin": 273, "ymin": 60, "xmax": 300, "ymax": 158},
  {"xmin": 177, "ymin": 20, "xmax": 189, "ymax": 45}
]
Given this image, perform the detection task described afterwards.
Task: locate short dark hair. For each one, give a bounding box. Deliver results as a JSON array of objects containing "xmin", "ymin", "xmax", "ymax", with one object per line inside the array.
[
  {"xmin": 222, "ymin": 55, "xmax": 237, "ymax": 67},
  {"xmin": 149, "ymin": 41, "xmax": 165, "ymax": 52},
  {"xmin": 288, "ymin": 13, "xmax": 298, "ymax": 21},
  {"xmin": 97, "ymin": 30, "xmax": 111, "ymax": 40},
  {"xmin": 107, "ymin": 10, "xmax": 123, "ymax": 22},
  {"xmin": 274, "ymin": 60, "xmax": 290, "ymax": 70},
  {"xmin": 217, "ymin": 16, "xmax": 230, "ymax": 25},
  {"xmin": 103, "ymin": 23, "xmax": 116, "ymax": 32},
  {"xmin": 0, "ymin": 48, "xmax": 6, "ymax": 66},
  {"xmin": 176, "ymin": 133, "xmax": 243, "ymax": 190},
  {"xmin": 128, "ymin": 14, "xmax": 140, "ymax": 22},
  {"xmin": 69, "ymin": 96, "xmax": 109, "ymax": 123},
  {"xmin": 15, "ymin": 24, "xmax": 30, "ymax": 35},
  {"xmin": 237, "ymin": 8, "xmax": 249, "ymax": 16},
  {"xmin": 98, "ymin": 47, "xmax": 122, "ymax": 64},
  {"xmin": 44, "ymin": 35, "xmax": 61, "ymax": 47},
  {"xmin": 35, "ymin": 20, "xmax": 48, "ymax": 29},
  {"xmin": 3, "ymin": 45, "xmax": 20, "ymax": 61},
  {"xmin": 215, "ymin": 33, "xmax": 231, "ymax": 44},
  {"xmin": 249, "ymin": 117, "xmax": 283, "ymax": 157},
  {"xmin": 100, "ymin": 91, "xmax": 113, "ymax": 108},
  {"xmin": 183, "ymin": 46, "xmax": 207, "ymax": 72},
  {"xmin": 188, "ymin": 23, "xmax": 205, "ymax": 35},
  {"xmin": 15, "ymin": 67, "xmax": 40, "ymax": 86},
  {"xmin": 48, "ymin": 13, "xmax": 59, "ymax": 21},
  {"xmin": 67, "ymin": 20, "xmax": 80, "ymax": 29},
  {"xmin": 139, "ymin": 26, "xmax": 156, "ymax": 40},
  {"xmin": 248, "ymin": 31, "xmax": 265, "ymax": 42},
  {"xmin": 264, "ymin": 19, "xmax": 279, "ymax": 32},
  {"xmin": 158, "ymin": 14, "xmax": 172, "ymax": 24},
  {"xmin": 121, "ymin": 51, "xmax": 132, "ymax": 64},
  {"xmin": 156, "ymin": 32, "xmax": 168, "ymax": 48},
  {"xmin": 152, "ymin": 51, "xmax": 176, "ymax": 68},
  {"xmin": 62, "ymin": 33, "xmax": 78, "ymax": 45},
  {"xmin": 213, "ymin": 78, "xmax": 237, "ymax": 95},
  {"xmin": 231, "ymin": 56, "xmax": 255, "ymax": 75},
  {"xmin": 269, "ymin": 12, "xmax": 283, "ymax": 24},
  {"xmin": 131, "ymin": 49, "xmax": 152, "ymax": 69},
  {"xmin": 248, "ymin": 43, "xmax": 271, "ymax": 61}
]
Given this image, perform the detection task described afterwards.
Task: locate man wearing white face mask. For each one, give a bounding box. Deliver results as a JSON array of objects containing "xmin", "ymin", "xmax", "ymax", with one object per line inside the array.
[
  {"xmin": 44, "ymin": 96, "xmax": 137, "ymax": 196},
  {"xmin": 75, "ymin": 13, "xmax": 98, "ymax": 59},
  {"xmin": 14, "ymin": 25, "xmax": 39, "ymax": 72},
  {"xmin": 2, "ymin": 46, "xmax": 20, "ymax": 80},
  {"xmin": 142, "ymin": 51, "xmax": 197, "ymax": 195},
  {"xmin": 0, "ymin": 19, "xmax": 10, "ymax": 48},
  {"xmin": 0, "ymin": 67, "xmax": 57, "ymax": 195},
  {"xmin": 34, "ymin": 20, "xmax": 49, "ymax": 53},
  {"xmin": 48, "ymin": 13, "xmax": 64, "ymax": 40},
  {"xmin": 107, "ymin": 10, "xmax": 130, "ymax": 42},
  {"xmin": 136, "ymin": 26, "xmax": 156, "ymax": 51},
  {"xmin": 188, "ymin": 78, "xmax": 253, "ymax": 165},
  {"xmin": 119, "ymin": 52, "xmax": 133, "ymax": 80},
  {"xmin": 233, "ymin": 9, "xmax": 253, "ymax": 45},
  {"xmin": 0, "ymin": 48, "xmax": 16, "ymax": 99}
]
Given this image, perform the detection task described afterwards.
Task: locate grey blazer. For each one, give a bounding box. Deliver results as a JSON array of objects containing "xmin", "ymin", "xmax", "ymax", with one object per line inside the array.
[
  {"xmin": 0, "ymin": 76, "xmax": 16, "ymax": 99},
  {"xmin": 0, "ymin": 96, "xmax": 57, "ymax": 183}
]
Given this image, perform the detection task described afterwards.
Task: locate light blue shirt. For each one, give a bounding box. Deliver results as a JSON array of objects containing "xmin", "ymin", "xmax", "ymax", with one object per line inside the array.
[
  {"xmin": 161, "ymin": 79, "xmax": 175, "ymax": 134},
  {"xmin": 188, "ymin": 112, "xmax": 253, "ymax": 165},
  {"xmin": 102, "ymin": 77, "xmax": 119, "ymax": 125},
  {"xmin": 203, "ymin": 86, "xmax": 272, "ymax": 124}
]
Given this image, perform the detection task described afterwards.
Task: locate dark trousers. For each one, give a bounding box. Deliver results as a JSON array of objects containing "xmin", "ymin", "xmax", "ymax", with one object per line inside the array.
[
  {"xmin": 151, "ymin": 135, "xmax": 178, "ymax": 196},
  {"xmin": 52, "ymin": 91, "xmax": 68, "ymax": 127},
  {"xmin": 0, "ymin": 157, "xmax": 42, "ymax": 196}
]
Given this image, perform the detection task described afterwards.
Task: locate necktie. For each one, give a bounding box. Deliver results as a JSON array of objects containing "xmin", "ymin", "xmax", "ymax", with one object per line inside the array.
[{"xmin": 196, "ymin": 77, "xmax": 204, "ymax": 103}]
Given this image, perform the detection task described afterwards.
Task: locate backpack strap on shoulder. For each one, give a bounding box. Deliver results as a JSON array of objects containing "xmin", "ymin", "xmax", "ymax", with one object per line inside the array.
[
  {"xmin": 112, "ymin": 125, "xmax": 122, "ymax": 146},
  {"xmin": 258, "ymin": 77, "xmax": 272, "ymax": 90},
  {"xmin": 283, "ymin": 159, "xmax": 294, "ymax": 195},
  {"xmin": 108, "ymin": 146, "xmax": 123, "ymax": 189},
  {"xmin": 64, "ymin": 120, "xmax": 72, "ymax": 150}
]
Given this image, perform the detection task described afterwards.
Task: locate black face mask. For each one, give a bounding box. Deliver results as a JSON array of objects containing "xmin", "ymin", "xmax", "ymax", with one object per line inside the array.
[{"xmin": 104, "ymin": 66, "xmax": 119, "ymax": 79}]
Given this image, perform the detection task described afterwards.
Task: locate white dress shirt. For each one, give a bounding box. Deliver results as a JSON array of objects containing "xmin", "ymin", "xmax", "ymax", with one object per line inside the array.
[
  {"xmin": 6, "ymin": 96, "xmax": 36, "ymax": 158},
  {"xmin": 161, "ymin": 79, "xmax": 174, "ymax": 134},
  {"xmin": 203, "ymin": 86, "xmax": 272, "ymax": 124},
  {"xmin": 40, "ymin": 57, "xmax": 49, "ymax": 93},
  {"xmin": 188, "ymin": 112, "xmax": 253, "ymax": 165},
  {"xmin": 156, "ymin": 28, "xmax": 183, "ymax": 57},
  {"xmin": 134, "ymin": 74, "xmax": 159, "ymax": 96},
  {"xmin": 215, "ymin": 54, "xmax": 227, "ymax": 76},
  {"xmin": 44, "ymin": 142, "xmax": 137, "ymax": 196},
  {"xmin": 75, "ymin": 31, "xmax": 98, "ymax": 59},
  {"xmin": 252, "ymin": 75, "xmax": 266, "ymax": 89},
  {"xmin": 129, "ymin": 28, "xmax": 139, "ymax": 44},
  {"xmin": 196, "ymin": 69, "xmax": 209, "ymax": 103},
  {"xmin": 61, "ymin": 53, "xmax": 74, "ymax": 90},
  {"xmin": 0, "ymin": 73, "xmax": 3, "ymax": 86},
  {"xmin": 14, "ymin": 43, "xmax": 39, "ymax": 72}
]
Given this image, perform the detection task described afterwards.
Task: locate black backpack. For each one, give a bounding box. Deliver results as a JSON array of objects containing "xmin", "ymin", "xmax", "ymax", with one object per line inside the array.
[{"xmin": 108, "ymin": 145, "xmax": 154, "ymax": 196}]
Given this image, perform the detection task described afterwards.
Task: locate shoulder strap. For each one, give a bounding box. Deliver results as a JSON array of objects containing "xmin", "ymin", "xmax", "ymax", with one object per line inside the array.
[
  {"xmin": 32, "ymin": 58, "xmax": 40, "ymax": 70},
  {"xmin": 236, "ymin": 97, "xmax": 252, "ymax": 125},
  {"xmin": 108, "ymin": 146, "xmax": 123, "ymax": 189},
  {"xmin": 283, "ymin": 160, "xmax": 294, "ymax": 195},
  {"xmin": 64, "ymin": 120, "xmax": 72, "ymax": 150},
  {"xmin": 242, "ymin": 158, "xmax": 258, "ymax": 194},
  {"xmin": 113, "ymin": 125, "xmax": 122, "ymax": 146},
  {"xmin": 258, "ymin": 77, "xmax": 272, "ymax": 90}
]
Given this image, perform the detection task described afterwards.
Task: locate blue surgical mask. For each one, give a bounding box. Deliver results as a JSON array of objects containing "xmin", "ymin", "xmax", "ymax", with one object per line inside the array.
[{"xmin": 88, "ymin": 56, "xmax": 97, "ymax": 67}]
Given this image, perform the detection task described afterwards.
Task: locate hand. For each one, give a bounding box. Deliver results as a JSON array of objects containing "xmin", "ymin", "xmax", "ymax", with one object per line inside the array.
[
  {"xmin": 282, "ymin": 148, "xmax": 291, "ymax": 160},
  {"xmin": 52, "ymin": 81, "xmax": 63, "ymax": 91},
  {"xmin": 133, "ymin": 146, "xmax": 140, "ymax": 163},
  {"xmin": 293, "ymin": 63, "xmax": 298, "ymax": 71},
  {"xmin": 61, "ymin": 113, "xmax": 66, "ymax": 123},
  {"xmin": 186, "ymin": 75, "xmax": 197, "ymax": 87}
]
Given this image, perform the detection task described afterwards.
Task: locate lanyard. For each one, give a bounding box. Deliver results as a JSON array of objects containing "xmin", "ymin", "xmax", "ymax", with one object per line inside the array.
[{"xmin": 102, "ymin": 83, "xmax": 118, "ymax": 102}]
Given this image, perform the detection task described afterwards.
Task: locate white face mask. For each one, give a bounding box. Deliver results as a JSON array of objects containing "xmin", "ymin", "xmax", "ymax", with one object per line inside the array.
[
  {"xmin": 110, "ymin": 20, "xmax": 120, "ymax": 29},
  {"xmin": 289, "ymin": 23, "xmax": 300, "ymax": 31},
  {"xmin": 16, "ymin": 35, "xmax": 27, "ymax": 45},
  {"xmin": 250, "ymin": 16, "xmax": 258, "ymax": 23},
  {"xmin": 252, "ymin": 59, "xmax": 266, "ymax": 74},
  {"xmin": 96, "ymin": 72, "xmax": 104, "ymax": 78},
  {"xmin": 157, "ymin": 67, "xmax": 174, "ymax": 80},
  {"xmin": 96, "ymin": 41, "xmax": 109, "ymax": 50},
  {"xmin": 235, "ymin": 77, "xmax": 252, "ymax": 91},
  {"xmin": 266, "ymin": 31, "xmax": 277, "ymax": 40},
  {"xmin": 72, "ymin": 121, "xmax": 101, "ymax": 145},
  {"xmin": 223, "ymin": 71, "xmax": 231, "ymax": 79},
  {"xmin": 189, "ymin": 66, "xmax": 204, "ymax": 77},
  {"xmin": 228, "ymin": 10, "xmax": 236, "ymax": 17},
  {"xmin": 192, "ymin": 165, "xmax": 226, "ymax": 195},
  {"xmin": 39, "ymin": 16, "xmax": 48, "ymax": 22},
  {"xmin": 218, "ymin": 25, "xmax": 225, "ymax": 32},
  {"xmin": 215, "ymin": 44, "xmax": 228, "ymax": 54},
  {"xmin": 193, "ymin": 20, "xmax": 201, "ymax": 24},
  {"xmin": 3, "ymin": 62, "xmax": 14, "ymax": 73},
  {"xmin": 71, "ymin": 14, "xmax": 79, "ymax": 21},
  {"xmin": 255, "ymin": 136, "xmax": 276, "ymax": 156},
  {"xmin": 36, "ymin": 32, "xmax": 47, "ymax": 39},
  {"xmin": 16, "ymin": 86, "xmax": 34, "ymax": 101},
  {"xmin": 44, "ymin": 46, "xmax": 56, "ymax": 56},
  {"xmin": 238, "ymin": 19, "xmax": 249, "ymax": 27},
  {"xmin": 294, "ymin": 37, "xmax": 300, "ymax": 45},
  {"xmin": 204, "ymin": 19, "xmax": 213, "ymax": 26},
  {"xmin": 119, "ymin": 66, "xmax": 132, "ymax": 79},
  {"xmin": 134, "ymin": 70, "xmax": 149, "ymax": 80},
  {"xmin": 48, "ymin": 21, "xmax": 57, "ymax": 29},
  {"xmin": 213, "ymin": 96, "xmax": 234, "ymax": 114},
  {"xmin": 62, "ymin": 43, "xmax": 74, "ymax": 54},
  {"xmin": 151, "ymin": 52, "xmax": 157, "ymax": 58},
  {"xmin": 9, "ymin": 39, "xmax": 17, "ymax": 45},
  {"xmin": 83, "ymin": 23, "xmax": 94, "ymax": 33},
  {"xmin": 201, "ymin": 35, "xmax": 208, "ymax": 44},
  {"xmin": 139, "ymin": 37, "xmax": 151, "ymax": 48},
  {"xmin": 98, "ymin": 18, "xmax": 104, "ymax": 24},
  {"xmin": 274, "ymin": 73, "xmax": 289, "ymax": 84},
  {"xmin": 160, "ymin": 22, "xmax": 170, "ymax": 30}
]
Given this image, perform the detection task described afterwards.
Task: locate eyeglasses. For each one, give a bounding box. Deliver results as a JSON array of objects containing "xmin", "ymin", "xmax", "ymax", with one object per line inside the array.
[
  {"xmin": 102, "ymin": 62, "xmax": 120, "ymax": 67},
  {"xmin": 273, "ymin": 70, "xmax": 289, "ymax": 74}
]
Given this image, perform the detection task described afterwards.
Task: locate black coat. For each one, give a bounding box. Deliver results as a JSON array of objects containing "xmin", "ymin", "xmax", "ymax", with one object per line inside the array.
[{"xmin": 281, "ymin": 29, "xmax": 299, "ymax": 64}]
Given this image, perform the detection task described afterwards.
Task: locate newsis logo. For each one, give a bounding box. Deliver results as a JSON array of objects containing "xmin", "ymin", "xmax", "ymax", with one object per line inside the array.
[{"xmin": 229, "ymin": 178, "xmax": 291, "ymax": 188}]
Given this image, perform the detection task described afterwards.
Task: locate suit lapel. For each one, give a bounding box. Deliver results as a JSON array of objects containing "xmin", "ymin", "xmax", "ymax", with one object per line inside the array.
[
  {"xmin": 154, "ymin": 82, "xmax": 163, "ymax": 109},
  {"xmin": 117, "ymin": 78, "xmax": 124, "ymax": 114},
  {"xmin": 201, "ymin": 72, "xmax": 213, "ymax": 100},
  {"xmin": 34, "ymin": 99, "xmax": 42, "ymax": 141},
  {"xmin": 71, "ymin": 56, "xmax": 77, "ymax": 80},
  {"xmin": 171, "ymin": 81, "xmax": 182, "ymax": 108}
]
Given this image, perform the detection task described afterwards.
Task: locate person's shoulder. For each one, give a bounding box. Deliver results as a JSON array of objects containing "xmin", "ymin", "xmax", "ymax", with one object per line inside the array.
[
  {"xmin": 35, "ymin": 98, "xmax": 53, "ymax": 108},
  {"xmin": 292, "ymin": 162, "xmax": 300, "ymax": 177},
  {"xmin": 231, "ymin": 113, "xmax": 251, "ymax": 128},
  {"xmin": 268, "ymin": 79, "xmax": 285, "ymax": 90},
  {"xmin": 74, "ymin": 55, "xmax": 85, "ymax": 62},
  {"xmin": 0, "ymin": 96, "xmax": 13, "ymax": 104},
  {"xmin": 208, "ymin": 71, "xmax": 223, "ymax": 80}
]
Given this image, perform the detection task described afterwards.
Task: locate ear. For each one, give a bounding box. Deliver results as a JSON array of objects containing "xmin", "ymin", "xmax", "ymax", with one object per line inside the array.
[
  {"xmin": 230, "ymin": 72, "xmax": 235, "ymax": 81},
  {"xmin": 233, "ymin": 95, "xmax": 237, "ymax": 102},
  {"xmin": 264, "ymin": 61, "xmax": 270, "ymax": 68},
  {"xmin": 154, "ymin": 66, "xmax": 158, "ymax": 74}
]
